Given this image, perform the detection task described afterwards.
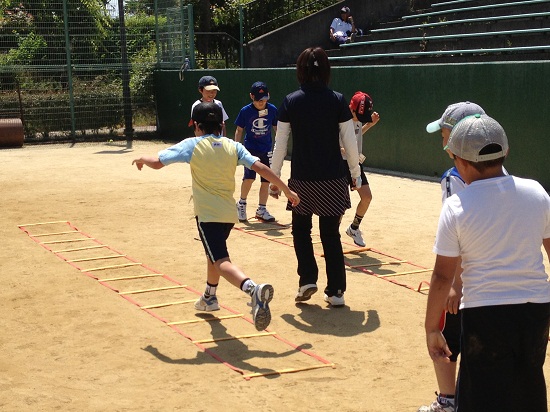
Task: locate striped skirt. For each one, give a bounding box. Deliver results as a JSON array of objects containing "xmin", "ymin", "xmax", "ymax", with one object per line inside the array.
[{"xmin": 286, "ymin": 177, "xmax": 351, "ymax": 216}]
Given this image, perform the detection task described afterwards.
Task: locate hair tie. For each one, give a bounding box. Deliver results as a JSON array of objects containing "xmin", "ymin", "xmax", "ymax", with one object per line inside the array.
[{"xmin": 311, "ymin": 51, "xmax": 319, "ymax": 67}]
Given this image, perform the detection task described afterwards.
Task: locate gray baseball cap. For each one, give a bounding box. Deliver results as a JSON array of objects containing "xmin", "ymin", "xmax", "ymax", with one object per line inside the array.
[
  {"xmin": 447, "ymin": 114, "xmax": 508, "ymax": 162},
  {"xmin": 426, "ymin": 101, "xmax": 485, "ymax": 133}
]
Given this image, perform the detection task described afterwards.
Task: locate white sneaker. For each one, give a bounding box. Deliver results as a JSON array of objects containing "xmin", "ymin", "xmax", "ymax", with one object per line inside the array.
[
  {"xmin": 255, "ymin": 208, "xmax": 275, "ymax": 222},
  {"xmin": 249, "ymin": 283, "xmax": 274, "ymax": 331},
  {"xmin": 194, "ymin": 295, "xmax": 220, "ymax": 312},
  {"xmin": 295, "ymin": 284, "xmax": 318, "ymax": 302},
  {"xmin": 324, "ymin": 293, "xmax": 345, "ymax": 307},
  {"xmin": 346, "ymin": 225, "xmax": 366, "ymax": 247},
  {"xmin": 417, "ymin": 394, "xmax": 455, "ymax": 412},
  {"xmin": 236, "ymin": 201, "xmax": 247, "ymax": 222}
]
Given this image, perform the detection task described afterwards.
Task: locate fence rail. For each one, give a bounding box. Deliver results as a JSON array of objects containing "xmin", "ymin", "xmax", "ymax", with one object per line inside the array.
[{"xmin": 241, "ymin": 0, "xmax": 334, "ymax": 43}]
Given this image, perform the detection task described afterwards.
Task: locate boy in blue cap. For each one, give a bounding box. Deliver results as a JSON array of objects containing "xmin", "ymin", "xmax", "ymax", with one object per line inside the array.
[{"xmin": 235, "ymin": 81, "xmax": 279, "ymax": 222}]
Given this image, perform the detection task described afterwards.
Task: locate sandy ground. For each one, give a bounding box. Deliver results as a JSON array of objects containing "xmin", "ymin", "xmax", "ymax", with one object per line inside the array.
[{"xmin": 1, "ymin": 141, "xmax": 548, "ymax": 412}]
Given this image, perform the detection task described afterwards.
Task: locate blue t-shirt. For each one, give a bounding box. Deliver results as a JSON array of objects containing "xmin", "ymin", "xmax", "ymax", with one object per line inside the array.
[{"xmin": 234, "ymin": 102, "xmax": 278, "ymax": 153}]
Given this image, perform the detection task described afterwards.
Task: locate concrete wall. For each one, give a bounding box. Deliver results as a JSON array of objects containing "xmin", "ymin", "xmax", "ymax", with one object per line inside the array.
[
  {"xmin": 154, "ymin": 61, "xmax": 550, "ymax": 189},
  {"xmin": 244, "ymin": 0, "xmax": 427, "ymax": 68}
]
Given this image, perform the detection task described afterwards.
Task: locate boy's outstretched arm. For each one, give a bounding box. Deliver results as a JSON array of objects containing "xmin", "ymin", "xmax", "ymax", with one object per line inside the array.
[
  {"xmin": 361, "ymin": 111, "xmax": 380, "ymax": 135},
  {"xmin": 132, "ymin": 156, "xmax": 164, "ymax": 170},
  {"xmin": 251, "ymin": 161, "xmax": 299, "ymax": 207}
]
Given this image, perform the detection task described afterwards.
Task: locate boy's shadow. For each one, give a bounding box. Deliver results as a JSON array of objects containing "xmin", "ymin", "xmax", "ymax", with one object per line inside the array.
[
  {"xmin": 143, "ymin": 314, "xmax": 313, "ymax": 378},
  {"xmin": 281, "ymin": 304, "xmax": 380, "ymax": 337}
]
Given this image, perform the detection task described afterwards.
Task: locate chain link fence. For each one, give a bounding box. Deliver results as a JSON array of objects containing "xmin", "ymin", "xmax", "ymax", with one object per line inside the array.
[
  {"xmin": 0, "ymin": 0, "xmax": 157, "ymax": 143},
  {"xmin": 1, "ymin": 0, "xmax": 333, "ymax": 144}
]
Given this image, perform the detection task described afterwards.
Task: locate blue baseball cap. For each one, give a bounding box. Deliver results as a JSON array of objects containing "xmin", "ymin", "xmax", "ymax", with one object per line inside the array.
[
  {"xmin": 198, "ymin": 76, "xmax": 220, "ymax": 91},
  {"xmin": 250, "ymin": 81, "xmax": 269, "ymax": 101}
]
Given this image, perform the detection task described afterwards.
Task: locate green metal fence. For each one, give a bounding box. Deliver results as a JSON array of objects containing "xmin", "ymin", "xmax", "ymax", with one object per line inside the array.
[
  {"xmin": 240, "ymin": 0, "xmax": 335, "ymax": 43},
  {"xmin": 0, "ymin": 0, "xmax": 157, "ymax": 143},
  {"xmin": 155, "ymin": 1, "xmax": 194, "ymax": 69}
]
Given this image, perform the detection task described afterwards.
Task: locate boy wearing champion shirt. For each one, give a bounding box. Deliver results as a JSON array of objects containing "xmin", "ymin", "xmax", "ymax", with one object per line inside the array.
[
  {"xmin": 132, "ymin": 102, "xmax": 300, "ymax": 331},
  {"xmin": 424, "ymin": 114, "xmax": 550, "ymax": 412},
  {"xmin": 342, "ymin": 91, "xmax": 380, "ymax": 247},
  {"xmin": 235, "ymin": 81, "xmax": 278, "ymax": 223}
]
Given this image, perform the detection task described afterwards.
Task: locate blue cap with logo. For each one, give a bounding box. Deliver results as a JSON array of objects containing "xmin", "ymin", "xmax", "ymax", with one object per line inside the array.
[{"xmin": 250, "ymin": 81, "xmax": 269, "ymax": 101}]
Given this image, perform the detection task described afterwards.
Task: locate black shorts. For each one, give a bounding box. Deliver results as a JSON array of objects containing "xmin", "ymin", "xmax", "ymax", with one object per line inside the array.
[
  {"xmin": 243, "ymin": 150, "xmax": 271, "ymax": 182},
  {"xmin": 346, "ymin": 163, "xmax": 369, "ymax": 188},
  {"xmin": 195, "ymin": 218, "xmax": 234, "ymax": 263},
  {"xmin": 457, "ymin": 302, "xmax": 550, "ymax": 411},
  {"xmin": 442, "ymin": 310, "xmax": 461, "ymax": 362}
]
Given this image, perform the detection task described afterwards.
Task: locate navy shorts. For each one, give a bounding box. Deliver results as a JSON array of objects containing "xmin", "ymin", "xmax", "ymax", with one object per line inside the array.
[
  {"xmin": 243, "ymin": 150, "xmax": 271, "ymax": 182},
  {"xmin": 195, "ymin": 218, "xmax": 234, "ymax": 263}
]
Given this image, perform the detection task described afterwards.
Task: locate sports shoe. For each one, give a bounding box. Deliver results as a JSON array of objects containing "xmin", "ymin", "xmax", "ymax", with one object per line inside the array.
[
  {"xmin": 255, "ymin": 208, "xmax": 275, "ymax": 222},
  {"xmin": 249, "ymin": 283, "xmax": 274, "ymax": 331},
  {"xmin": 346, "ymin": 225, "xmax": 366, "ymax": 247},
  {"xmin": 236, "ymin": 201, "xmax": 247, "ymax": 222},
  {"xmin": 324, "ymin": 293, "xmax": 345, "ymax": 307},
  {"xmin": 417, "ymin": 394, "xmax": 455, "ymax": 412},
  {"xmin": 295, "ymin": 284, "xmax": 318, "ymax": 302},
  {"xmin": 194, "ymin": 295, "xmax": 220, "ymax": 312}
]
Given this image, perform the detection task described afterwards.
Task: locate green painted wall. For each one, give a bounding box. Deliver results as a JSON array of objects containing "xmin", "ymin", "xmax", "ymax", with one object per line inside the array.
[{"xmin": 154, "ymin": 62, "xmax": 550, "ymax": 189}]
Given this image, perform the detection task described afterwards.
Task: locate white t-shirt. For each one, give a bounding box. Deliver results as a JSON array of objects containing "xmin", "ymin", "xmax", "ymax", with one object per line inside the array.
[
  {"xmin": 330, "ymin": 18, "xmax": 353, "ymax": 35},
  {"xmin": 434, "ymin": 175, "xmax": 550, "ymax": 309},
  {"xmin": 190, "ymin": 99, "xmax": 229, "ymax": 123}
]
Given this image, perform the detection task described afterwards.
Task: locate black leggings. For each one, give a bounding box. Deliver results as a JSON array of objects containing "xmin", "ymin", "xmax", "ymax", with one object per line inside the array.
[{"xmin": 291, "ymin": 212, "xmax": 346, "ymax": 296}]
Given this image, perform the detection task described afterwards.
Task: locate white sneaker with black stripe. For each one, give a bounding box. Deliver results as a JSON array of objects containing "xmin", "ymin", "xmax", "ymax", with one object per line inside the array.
[
  {"xmin": 255, "ymin": 207, "xmax": 275, "ymax": 222},
  {"xmin": 346, "ymin": 225, "xmax": 366, "ymax": 247}
]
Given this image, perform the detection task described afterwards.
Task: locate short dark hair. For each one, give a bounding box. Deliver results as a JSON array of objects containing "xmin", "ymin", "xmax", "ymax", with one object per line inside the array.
[
  {"xmin": 466, "ymin": 143, "xmax": 506, "ymax": 172},
  {"xmin": 296, "ymin": 47, "xmax": 331, "ymax": 86},
  {"xmin": 466, "ymin": 156, "xmax": 505, "ymax": 173},
  {"xmin": 191, "ymin": 102, "xmax": 223, "ymax": 134}
]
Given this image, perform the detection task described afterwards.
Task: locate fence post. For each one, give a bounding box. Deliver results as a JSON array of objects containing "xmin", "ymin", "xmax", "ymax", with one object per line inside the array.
[
  {"xmin": 62, "ymin": 0, "xmax": 76, "ymax": 142},
  {"xmin": 187, "ymin": 5, "xmax": 196, "ymax": 69},
  {"xmin": 118, "ymin": 0, "xmax": 134, "ymax": 148},
  {"xmin": 239, "ymin": 5, "xmax": 244, "ymax": 68},
  {"xmin": 154, "ymin": 0, "xmax": 160, "ymax": 67}
]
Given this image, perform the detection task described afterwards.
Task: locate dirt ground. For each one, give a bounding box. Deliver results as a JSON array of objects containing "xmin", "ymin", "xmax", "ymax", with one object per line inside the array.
[{"xmin": 1, "ymin": 141, "xmax": 548, "ymax": 412}]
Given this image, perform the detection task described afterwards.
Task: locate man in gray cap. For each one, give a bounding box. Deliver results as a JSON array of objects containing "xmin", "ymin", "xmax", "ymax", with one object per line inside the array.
[{"xmin": 424, "ymin": 114, "xmax": 550, "ymax": 412}]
